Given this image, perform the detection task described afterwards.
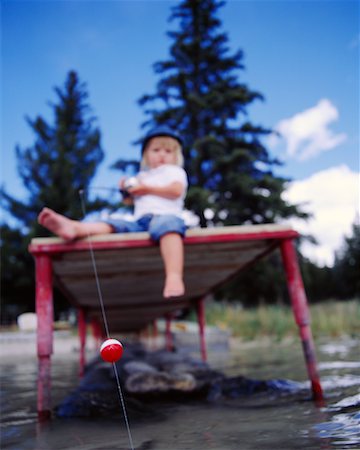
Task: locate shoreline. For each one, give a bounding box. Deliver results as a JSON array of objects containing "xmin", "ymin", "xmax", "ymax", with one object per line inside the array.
[
  {"xmin": 0, "ymin": 330, "xmax": 97, "ymax": 358},
  {"xmin": 1, "ymin": 325, "xmax": 357, "ymax": 362}
]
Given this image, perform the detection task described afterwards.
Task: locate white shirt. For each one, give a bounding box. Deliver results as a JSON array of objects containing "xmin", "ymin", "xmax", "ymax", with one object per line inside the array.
[{"xmin": 134, "ymin": 165, "xmax": 188, "ymax": 220}]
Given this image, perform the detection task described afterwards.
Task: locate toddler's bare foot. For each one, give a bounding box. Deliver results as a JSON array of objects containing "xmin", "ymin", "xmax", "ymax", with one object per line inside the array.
[
  {"xmin": 163, "ymin": 274, "xmax": 185, "ymax": 298},
  {"xmin": 38, "ymin": 207, "xmax": 78, "ymax": 240}
]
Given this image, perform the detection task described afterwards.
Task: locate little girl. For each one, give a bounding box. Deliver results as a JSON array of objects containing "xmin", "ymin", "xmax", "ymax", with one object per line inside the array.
[{"xmin": 38, "ymin": 126, "xmax": 188, "ymax": 298}]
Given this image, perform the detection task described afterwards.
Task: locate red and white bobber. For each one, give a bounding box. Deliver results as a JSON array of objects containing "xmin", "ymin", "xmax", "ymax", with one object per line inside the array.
[{"xmin": 100, "ymin": 338, "xmax": 124, "ymax": 363}]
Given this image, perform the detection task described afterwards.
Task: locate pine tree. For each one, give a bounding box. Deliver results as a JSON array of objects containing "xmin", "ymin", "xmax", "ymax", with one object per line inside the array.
[
  {"xmin": 116, "ymin": 0, "xmax": 312, "ymax": 305},
  {"xmin": 2, "ymin": 71, "xmax": 106, "ymax": 238},
  {"xmin": 1, "ymin": 71, "xmax": 106, "ymax": 320},
  {"xmin": 333, "ymin": 220, "xmax": 360, "ymax": 299},
  {"xmin": 134, "ymin": 0, "xmax": 307, "ymax": 227}
]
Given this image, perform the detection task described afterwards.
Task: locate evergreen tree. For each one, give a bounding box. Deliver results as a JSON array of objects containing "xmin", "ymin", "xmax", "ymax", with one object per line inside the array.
[
  {"xmin": 216, "ymin": 251, "xmax": 289, "ymax": 306},
  {"xmin": 0, "ymin": 225, "xmax": 34, "ymax": 322},
  {"xmin": 1, "ymin": 71, "xmax": 106, "ymax": 321},
  {"xmin": 111, "ymin": 0, "xmax": 311, "ymax": 304},
  {"xmin": 133, "ymin": 0, "xmax": 307, "ymax": 227},
  {"xmin": 333, "ymin": 220, "xmax": 360, "ymax": 299},
  {"xmin": 298, "ymin": 255, "xmax": 336, "ymax": 302},
  {"xmin": 1, "ymin": 71, "xmax": 105, "ymax": 236}
]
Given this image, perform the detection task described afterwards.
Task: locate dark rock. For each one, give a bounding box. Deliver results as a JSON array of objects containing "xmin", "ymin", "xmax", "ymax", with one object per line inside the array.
[
  {"xmin": 55, "ymin": 342, "xmax": 303, "ymax": 418},
  {"xmin": 123, "ymin": 361, "xmax": 158, "ymax": 376},
  {"xmin": 126, "ymin": 371, "xmax": 196, "ymax": 394}
]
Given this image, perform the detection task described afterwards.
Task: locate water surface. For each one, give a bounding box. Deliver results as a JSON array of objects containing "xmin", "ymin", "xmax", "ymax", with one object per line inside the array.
[{"xmin": 1, "ymin": 333, "xmax": 359, "ymax": 449}]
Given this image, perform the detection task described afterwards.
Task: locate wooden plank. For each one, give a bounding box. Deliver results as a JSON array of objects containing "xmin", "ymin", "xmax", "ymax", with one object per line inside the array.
[
  {"xmin": 29, "ymin": 224, "xmax": 298, "ymax": 254},
  {"xmin": 29, "ymin": 225, "xmax": 296, "ymax": 331},
  {"xmin": 51, "ymin": 241, "xmax": 269, "ymax": 277},
  {"xmin": 52, "ymin": 260, "xmax": 259, "ymax": 304},
  {"xmin": 30, "ymin": 223, "xmax": 296, "ymax": 245}
]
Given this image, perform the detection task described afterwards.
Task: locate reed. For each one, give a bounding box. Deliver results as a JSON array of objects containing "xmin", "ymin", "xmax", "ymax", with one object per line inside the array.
[{"xmin": 193, "ymin": 299, "xmax": 360, "ymax": 341}]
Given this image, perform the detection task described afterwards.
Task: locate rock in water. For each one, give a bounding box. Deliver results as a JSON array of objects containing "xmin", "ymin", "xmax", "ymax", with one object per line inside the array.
[
  {"xmin": 124, "ymin": 361, "xmax": 158, "ymax": 375},
  {"xmin": 55, "ymin": 342, "xmax": 303, "ymax": 418},
  {"xmin": 126, "ymin": 371, "xmax": 196, "ymax": 394}
]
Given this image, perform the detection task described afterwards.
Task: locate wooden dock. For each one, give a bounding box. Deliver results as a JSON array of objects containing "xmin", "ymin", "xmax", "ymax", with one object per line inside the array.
[{"xmin": 29, "ymin": 224, "xmax": 323, "ymax": 419}]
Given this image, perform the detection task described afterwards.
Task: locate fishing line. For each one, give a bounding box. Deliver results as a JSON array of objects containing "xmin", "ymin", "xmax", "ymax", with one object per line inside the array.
[
  {"xmin": 79, "ymin": 189, "xmax": 135, "ymax": 450},
  {"xmin": 81, "ymin": 186, "xmax": 120, "ymax": 193}
]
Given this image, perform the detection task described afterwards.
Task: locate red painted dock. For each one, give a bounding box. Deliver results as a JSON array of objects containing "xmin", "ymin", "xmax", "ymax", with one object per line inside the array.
[{"xmin": 29, "ymin": 224, "xmax": 323, "ymax": 419}]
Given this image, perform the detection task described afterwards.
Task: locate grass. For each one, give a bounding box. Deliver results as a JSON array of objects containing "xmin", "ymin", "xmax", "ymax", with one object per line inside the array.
[
  {"xmin": 190, "ymin": 299, "xmax": 360, "ymax": 341},
  {"xmin": 2, "ymin": 300, "xmax": 358, "ymax": 343}
]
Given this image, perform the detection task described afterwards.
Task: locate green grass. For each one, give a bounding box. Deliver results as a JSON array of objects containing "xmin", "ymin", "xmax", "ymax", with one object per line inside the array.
[{"xmin": 190, "ymin": 299, "xmax": 360, "ymax": 341}]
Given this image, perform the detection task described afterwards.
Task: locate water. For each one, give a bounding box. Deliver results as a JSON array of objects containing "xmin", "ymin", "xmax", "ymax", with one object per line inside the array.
[{"xmin": 1, "ymin": 333, "xmax": 359, "ymax": 449}]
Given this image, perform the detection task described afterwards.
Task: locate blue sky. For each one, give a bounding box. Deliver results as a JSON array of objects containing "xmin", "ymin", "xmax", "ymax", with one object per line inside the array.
[{"xmin": 1, "ymin": 0, "xmax": 359, "ymax": 265}]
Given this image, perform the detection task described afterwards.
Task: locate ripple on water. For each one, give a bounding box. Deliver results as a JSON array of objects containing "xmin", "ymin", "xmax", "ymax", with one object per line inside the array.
[
  {"xmin": 313, "ymin": 392, "xmax": 360, "ymax": 448},
  {"xmin": 320, "ymin": 361, "xmax": 360, "ymax": 370},
  {"xmin": 319, "ymin": 339, "xmax": 359, "ymax": 356},
  {"xmin": 319, "ymin": 375, "xmax": 360, "ymax": 391},
  {"xmin": 314, "ymin": 411, "xmax": 360, "ymax": 447},
  {"xmin": 0, "ymin": 410, "xmax": 38, "ymax": 427},
  {"xmin": 329, "ymin": 393, "xmax": 360, "ymax": 412}
]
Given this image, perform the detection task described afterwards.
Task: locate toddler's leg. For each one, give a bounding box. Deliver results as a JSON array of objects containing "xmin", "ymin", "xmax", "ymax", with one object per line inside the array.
[
  {"xmin": 38, "ymin": 207, "xmax": 113, "ymax": 240},
  {"xmin": 160, "ymin": 232, "xmax": 185, "ymax": 298}
]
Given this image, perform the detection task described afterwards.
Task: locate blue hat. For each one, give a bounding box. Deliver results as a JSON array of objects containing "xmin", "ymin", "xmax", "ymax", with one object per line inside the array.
[{"xmin": 142, "ymin": 125, "xmax": 183, "ymax": 153}]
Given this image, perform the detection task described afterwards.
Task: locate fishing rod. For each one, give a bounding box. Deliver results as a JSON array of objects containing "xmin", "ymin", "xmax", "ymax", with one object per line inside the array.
[
  {"xmin": 79, "ymin": 186, "xmax": 120, "ymax": 194},
  {"xmin": 80, "ymin": 177, "xmax": 139, "ymax": 197}
]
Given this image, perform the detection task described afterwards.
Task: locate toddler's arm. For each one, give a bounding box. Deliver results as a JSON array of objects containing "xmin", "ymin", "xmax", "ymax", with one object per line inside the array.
[{"xmin": 128, "ymin": 181, "xmax": 184, "ymax": 200}]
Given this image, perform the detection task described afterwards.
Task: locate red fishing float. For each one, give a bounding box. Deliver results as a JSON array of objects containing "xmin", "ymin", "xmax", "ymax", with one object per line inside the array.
[{"xmin": 100, "ymin": 338, "xmax": 124, "ymax": 363}]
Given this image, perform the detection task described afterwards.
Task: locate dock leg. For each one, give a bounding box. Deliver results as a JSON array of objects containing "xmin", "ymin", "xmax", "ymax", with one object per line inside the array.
[
  {"xmin": 90, "ymin": 318, "xmax": 103, "ymax": 349},
  {"xmin": 165, "ymin": 314, "xmax": 173, "ymax": 351},
  {"xmin": 196, "ymin": 297, "xmax": 207, "ymax": 362},
  {"xmin": 150, "ymin": 320, "xmax": 158, "ymax": 350},
  {"xmin": 152, "ymin": 320, "xmax": 158, "ymax": 339},
  {"xmin": 35, "ymin": 254, "xmax": 53, "ymax": 421},
  {"xmin": 78, "ymin": 308, "xmax": 87, "ymax": 377},
  {"xmin": 280, "ymin": 238, "xmax": 323, "ymax": 402}
]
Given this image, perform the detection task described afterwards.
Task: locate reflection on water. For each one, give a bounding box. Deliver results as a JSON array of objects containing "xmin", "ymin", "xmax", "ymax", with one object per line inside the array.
[{"xmin": 1, "ymin": 334, "xmax": 359, "ymax": 449}]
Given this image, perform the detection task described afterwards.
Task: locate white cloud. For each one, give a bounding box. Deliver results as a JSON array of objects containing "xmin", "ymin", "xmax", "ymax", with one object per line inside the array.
[
  {"xmin": 282, "ymin": 165, "xmax": 359, "ymax": 266},
  {"xmin": 269, "ymin": 99, "xmax": 347, "ymax": 161}
]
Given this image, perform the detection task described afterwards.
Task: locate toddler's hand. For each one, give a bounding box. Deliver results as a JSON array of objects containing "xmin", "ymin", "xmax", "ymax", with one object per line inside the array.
[
  {"xmin": 119, "ymin": 177, "xmax": 139, "ymax": 194},
  {"xmin": 127, "ymin": 183, "xmax": 148, "ymax": 196},
  {"xmin": 123, "ymin": 177, "xmax": 139, "ymax": 191}
]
